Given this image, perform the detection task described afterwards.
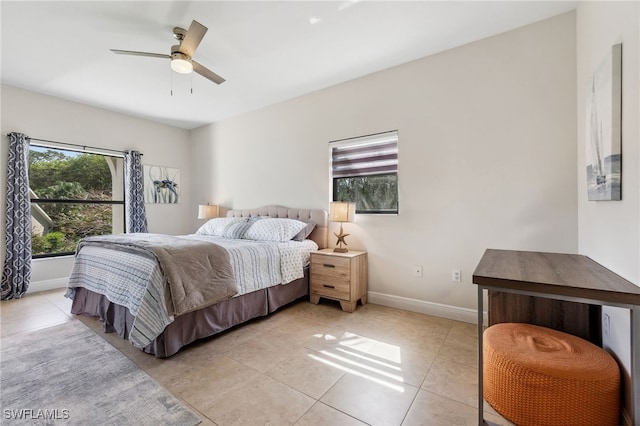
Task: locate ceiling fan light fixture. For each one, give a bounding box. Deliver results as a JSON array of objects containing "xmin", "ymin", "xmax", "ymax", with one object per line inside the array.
[
  {"xmin": 170, "ymin": 52, "xmax": 193, "ymax": 74},
  {"xmin": 111, "ymin": 20, "xmax": 224, "ymax": 85}
]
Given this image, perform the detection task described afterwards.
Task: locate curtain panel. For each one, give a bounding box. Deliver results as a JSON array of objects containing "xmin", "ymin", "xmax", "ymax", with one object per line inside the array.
[
  {"xmin": 124, "ymin": 150, "xmax": 148, "ymax": 233},
  {"xmin": 1, "ymin": 133, "xmax": 32, "ymax": 300}
]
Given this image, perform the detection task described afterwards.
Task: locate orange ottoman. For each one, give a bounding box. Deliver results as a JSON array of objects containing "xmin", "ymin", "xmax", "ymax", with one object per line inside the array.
[{"xmin": 483, "ymin": 323, "xmax": 620, "ymax": 426}]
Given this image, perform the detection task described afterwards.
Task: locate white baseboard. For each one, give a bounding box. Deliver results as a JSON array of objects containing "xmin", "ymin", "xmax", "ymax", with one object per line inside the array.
[
  {"xmin": 368, "ymin": 291, "xmax": 488, "ymax": 326},
  {"xmin": 28, "ymin": 277, "xmax": 68, "ymax": 293}
]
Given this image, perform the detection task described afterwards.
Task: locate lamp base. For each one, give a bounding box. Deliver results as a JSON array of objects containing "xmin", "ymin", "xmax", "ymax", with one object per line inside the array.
[{"xmin": 333, "ymin": 222, "xmax": 350, "ymax": 253}]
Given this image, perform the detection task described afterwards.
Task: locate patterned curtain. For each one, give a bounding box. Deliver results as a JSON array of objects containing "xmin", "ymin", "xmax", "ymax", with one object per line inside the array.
[
  {"xmin": 1, "ymin": 133, "xmax": 32, "ymax": 300},
  {"xmin": 124, "ymin": 150, "xmax": 148, "ymax": 233}
]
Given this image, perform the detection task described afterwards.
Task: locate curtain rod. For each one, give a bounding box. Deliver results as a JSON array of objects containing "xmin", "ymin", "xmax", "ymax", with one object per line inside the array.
[{"xmin": 5, "ymin": 134, "xmax": 141, "ymax": 156}]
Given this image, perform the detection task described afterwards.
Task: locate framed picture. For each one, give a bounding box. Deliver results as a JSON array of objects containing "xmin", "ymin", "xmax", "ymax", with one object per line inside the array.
[
  {"xmin": 143, "ymin": 165, "xmax": 180, "ymax": 204},
  {"xmin": 586, "ymin": 43, "xmax": 622, "ymax": 201}
]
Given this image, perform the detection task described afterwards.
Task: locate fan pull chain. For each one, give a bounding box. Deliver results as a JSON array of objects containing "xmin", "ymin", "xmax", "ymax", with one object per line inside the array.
[
  {"xmin": 190, "ymin": 73, "xmax": 193, "ymax": 95},
  {"xmin": 170, "ymin": 69, "xmax": 174, "ymax": 96}
]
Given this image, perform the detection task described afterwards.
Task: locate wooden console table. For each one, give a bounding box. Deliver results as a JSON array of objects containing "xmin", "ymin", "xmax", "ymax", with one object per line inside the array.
[{"xmin": 473, "ymin": 249, "xmax": 640, "ymax": 426}]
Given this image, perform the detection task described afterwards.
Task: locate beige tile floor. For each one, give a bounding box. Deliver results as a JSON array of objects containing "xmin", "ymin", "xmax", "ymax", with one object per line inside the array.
[{"xmin": 1, "ymin": 289, "xmax": 513, "ymax": 426}]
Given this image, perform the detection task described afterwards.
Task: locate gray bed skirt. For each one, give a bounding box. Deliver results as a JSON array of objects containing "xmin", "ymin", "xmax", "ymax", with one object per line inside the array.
[{"xmin": 71, "ymin": 271, "xmax": 309, "ymax": 358}]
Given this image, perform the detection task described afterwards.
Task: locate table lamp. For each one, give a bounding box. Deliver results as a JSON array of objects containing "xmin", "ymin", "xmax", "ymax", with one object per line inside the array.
[
  {"xmin": 330, "ymin": 201, "xmax": 355, "ymax": 253},
  {"xmin": 198, "ymin": 204, "xmax": 219, "ymax": 220}
]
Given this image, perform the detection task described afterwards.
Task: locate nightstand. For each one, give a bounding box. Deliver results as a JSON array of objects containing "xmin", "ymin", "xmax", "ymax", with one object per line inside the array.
[{"xmin": 309, "ymin": 249, "xmax": 368, "ymax": 313}]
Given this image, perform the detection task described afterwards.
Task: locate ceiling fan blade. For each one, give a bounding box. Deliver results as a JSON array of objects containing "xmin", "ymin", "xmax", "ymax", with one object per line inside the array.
[
  {"xmin": 110, "ymin": 49, "xmax": 170, "ymax": 59},
  {"xmin": 179, "ymin": 20, "xmax": 207, "ymax": 57},
  {"xmin": 193, "ymin": 61, "xmax": 225, "ymax": 85}
]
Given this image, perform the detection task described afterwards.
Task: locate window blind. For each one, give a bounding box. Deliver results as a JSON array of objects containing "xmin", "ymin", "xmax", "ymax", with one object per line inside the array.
[{"xmin": 331, "ymin": 131, "xmax": 398, "ymax": 178}]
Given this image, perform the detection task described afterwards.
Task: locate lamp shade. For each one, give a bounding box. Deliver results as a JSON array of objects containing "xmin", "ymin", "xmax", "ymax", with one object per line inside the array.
[
  {"xmin": 198, "ymin": 204, "xmax": 218, "ymax": 220},
  {"xmin": 330, "ymin": 202, "xmax": 355, "ymax": 223}
]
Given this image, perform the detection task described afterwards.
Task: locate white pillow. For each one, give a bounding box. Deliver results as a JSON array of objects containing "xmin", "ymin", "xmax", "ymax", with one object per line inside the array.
[
  {"xmin": 195, "ymin": 217, "xmax": 242, "ymax": 236},
  {"xmin": 243, "ymin": 218, "xmax": 308, "ymax": 242}
]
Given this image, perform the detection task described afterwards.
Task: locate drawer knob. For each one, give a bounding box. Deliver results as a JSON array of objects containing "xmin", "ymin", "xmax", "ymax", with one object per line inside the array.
[
  {"xmin": 323, "ymin": 264, "xmax": 336, "ymax": 268},
  {"xmin": 323, "ymin": 284, "xmax": 335, "ymax": 289}
]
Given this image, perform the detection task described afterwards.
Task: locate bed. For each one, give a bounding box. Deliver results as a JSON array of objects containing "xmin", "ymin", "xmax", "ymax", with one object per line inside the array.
[{"xmin": 68, "ymin": 205, "xmax": 328, "ymax": 358}]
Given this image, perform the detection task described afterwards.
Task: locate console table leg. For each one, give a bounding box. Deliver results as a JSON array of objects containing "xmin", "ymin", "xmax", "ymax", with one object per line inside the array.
[
  {"xmin": 632, "ymin": 305, "xmax": 639, "ymax": 426},
  {"xmin": 478, "ymin": 286, "xmax": 485, "ymax": 426}
]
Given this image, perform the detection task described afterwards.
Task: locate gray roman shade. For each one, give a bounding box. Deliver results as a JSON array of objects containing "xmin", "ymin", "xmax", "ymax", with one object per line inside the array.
[{"xmin": 331, "ymin": 131, "xmax": 398, "ymax": 178}]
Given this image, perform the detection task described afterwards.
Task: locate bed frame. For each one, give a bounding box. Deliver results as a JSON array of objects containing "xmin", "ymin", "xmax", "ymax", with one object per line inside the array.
[{"xmin": 70, "ymin": 205, "xmax": 328, "ymax": 358}]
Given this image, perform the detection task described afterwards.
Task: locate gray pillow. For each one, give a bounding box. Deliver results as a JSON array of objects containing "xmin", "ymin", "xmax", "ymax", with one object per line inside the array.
[{"xmin": 292, "ymin": 222, "xmax": 316, "ymax": 241}]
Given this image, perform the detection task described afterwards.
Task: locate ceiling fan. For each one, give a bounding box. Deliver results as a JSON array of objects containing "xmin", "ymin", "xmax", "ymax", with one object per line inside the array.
[{"xmin": 111, "ymin": 20, "xmax": 225, "ymax": 85}]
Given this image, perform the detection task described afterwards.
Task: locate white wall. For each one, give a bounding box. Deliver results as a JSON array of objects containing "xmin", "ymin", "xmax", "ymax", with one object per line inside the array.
[
  {"xmin": 576, "ymin": 2, "xmax": 640, "ymax": 420},
  {"xmin": 190, "ymin": 12, "xmax": 578, "ymax": 320},
  {"xmin": 1, "ymin": 85, "xmax": 192, "ymax": 291}
]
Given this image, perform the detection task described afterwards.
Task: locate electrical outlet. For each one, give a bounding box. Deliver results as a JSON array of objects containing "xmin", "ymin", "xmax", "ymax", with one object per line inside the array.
[
  {"xmin": 452, "ymin": 269, "xmax": 461, "ymax": 282},
  {"xmin": 603, "ymin": 313, "xmax": 610, "ymax": 337},
  {"xmin": 413, "ymin": 265, "xmax": 423, "ymax": 277}
]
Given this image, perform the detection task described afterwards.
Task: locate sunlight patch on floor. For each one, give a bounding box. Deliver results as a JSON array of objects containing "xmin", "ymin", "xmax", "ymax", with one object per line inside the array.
[
  {"xmin": 334, "ymin": 347, "xmax": 402, "ymax": 371},
  {"xmin": 307, "ymin": 351, "xmax": 406, "ymax": 393},
  {"xmin": 307, "ymin": 330, "xmax": 408, "ymax": 393}
]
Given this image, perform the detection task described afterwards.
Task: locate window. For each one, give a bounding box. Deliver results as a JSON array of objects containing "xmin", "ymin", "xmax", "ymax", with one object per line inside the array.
[
  {"xmin": 330, "ymin": 131, "xmax": 398, "ymax": 214},
  {"xmin": 29, "ymin": 146, "xmax": 124, "ymax": 258}
]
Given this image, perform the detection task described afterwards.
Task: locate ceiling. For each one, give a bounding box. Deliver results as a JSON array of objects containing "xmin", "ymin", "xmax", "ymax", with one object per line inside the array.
[{"xmin": 1, "ymin": 1, "xmax": 577, "ymax": 130}]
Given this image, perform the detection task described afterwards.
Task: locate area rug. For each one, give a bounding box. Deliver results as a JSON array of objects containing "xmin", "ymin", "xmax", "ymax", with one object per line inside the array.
[{"xmin": 0, "ymin": 320, "xmax": 201, "ymax": 425}]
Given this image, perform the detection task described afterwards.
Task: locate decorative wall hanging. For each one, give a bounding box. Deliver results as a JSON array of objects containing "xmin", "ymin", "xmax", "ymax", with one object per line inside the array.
[
  {"xmin": 586, "ymin": 43, "xmax": 622, "ymax": 201},
  {"xmin": 143, "ymin": 165, "xmax": 180, "ymax": 204}
]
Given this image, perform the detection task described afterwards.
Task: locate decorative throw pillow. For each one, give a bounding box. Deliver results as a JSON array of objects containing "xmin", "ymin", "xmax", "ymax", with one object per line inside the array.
[
  {"xmin": 221, "ymin": 217, "xmax": 262, "ymax": 239},
  {"xmin": 195, "ymin": 217, "xmax": 242, "ymax": 236},
  {"xmin": 292, "ymin": 222, "xmax": 316, "ymax": 241},
  {"xmin": 243, "ymin": 218, "xmax": 308, "ymax": 242}
]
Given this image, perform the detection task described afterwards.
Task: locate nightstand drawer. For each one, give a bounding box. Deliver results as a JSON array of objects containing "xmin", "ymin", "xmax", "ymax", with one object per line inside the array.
[
  {"xmin": 310, "ymin": 278, "xmax": 350, "ymax": 300},
  {"xmin": 311, "ymin": 256, "xmax": 350, "ymax": 279}
]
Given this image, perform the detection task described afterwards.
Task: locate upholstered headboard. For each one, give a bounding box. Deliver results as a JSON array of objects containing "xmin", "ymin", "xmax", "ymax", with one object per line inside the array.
[{"xmin": 226, "ymin": 205, "xmax": 329, "ymax": 249}]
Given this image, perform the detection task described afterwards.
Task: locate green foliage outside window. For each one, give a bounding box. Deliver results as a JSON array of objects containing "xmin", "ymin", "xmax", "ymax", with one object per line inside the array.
[
  {"xmin": 29, "ymin": 148, "xmax": 123, "ymax": 257},
  {"xmin": 333, "ymin": 173, "xmax": 398, "ymax": 213},
  {"xmin": 31, "ymin": 231, "xmax": 67, "ymax": 254},
  {"xmin": 30, "ymin": 150, "xmax": 113, "ymax": 196}
]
